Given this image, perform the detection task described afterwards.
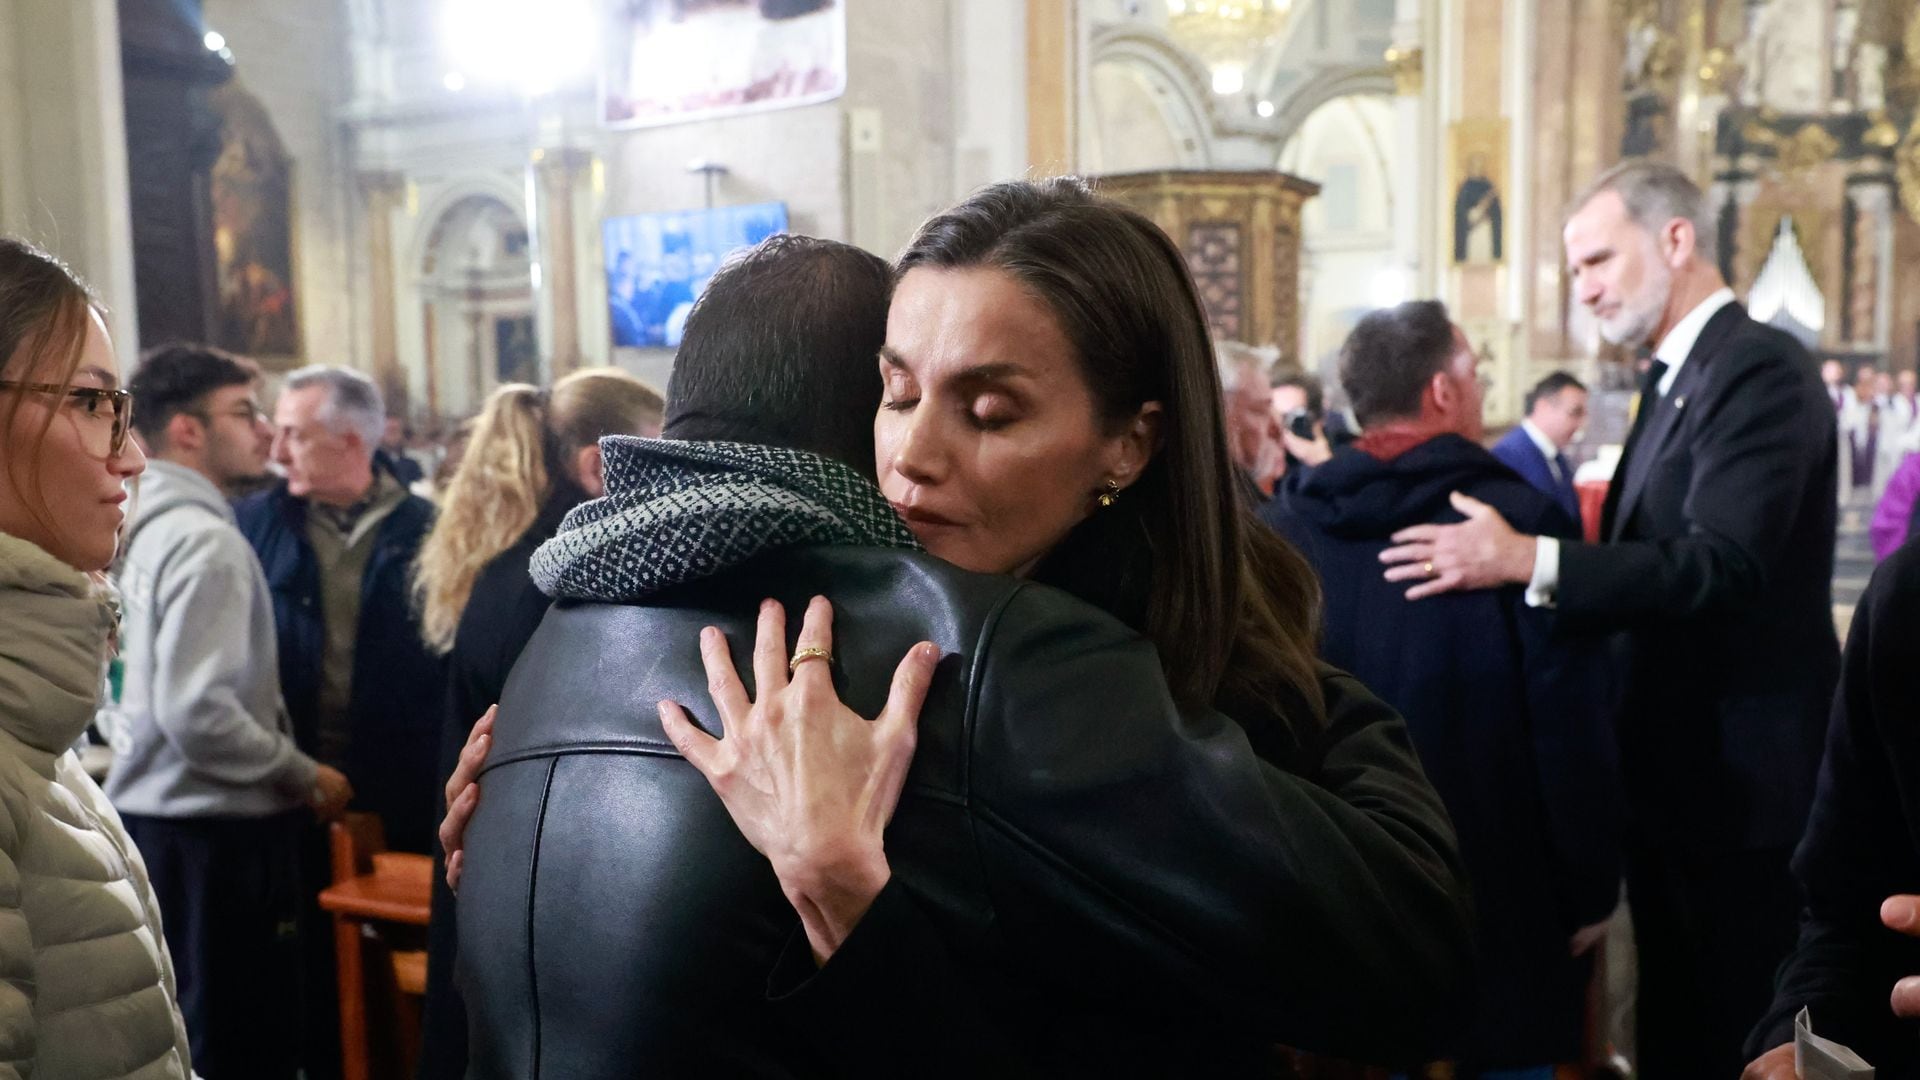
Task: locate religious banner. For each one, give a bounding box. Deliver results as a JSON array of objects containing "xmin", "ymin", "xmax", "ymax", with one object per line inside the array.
[{"xmin": 600, "ymin": 0, "xmax": 846, "ymax": 129}]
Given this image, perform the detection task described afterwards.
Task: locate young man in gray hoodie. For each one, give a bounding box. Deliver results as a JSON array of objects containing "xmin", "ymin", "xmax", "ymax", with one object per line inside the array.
[{"xmin": 110, "ymin": 344, "xmax": 352, "ymax": 1080}]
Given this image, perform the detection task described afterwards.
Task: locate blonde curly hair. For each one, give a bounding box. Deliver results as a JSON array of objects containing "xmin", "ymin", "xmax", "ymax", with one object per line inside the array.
[{"xmin": 413, "ymin": 367, "xmax": 662, "ymax": 653}]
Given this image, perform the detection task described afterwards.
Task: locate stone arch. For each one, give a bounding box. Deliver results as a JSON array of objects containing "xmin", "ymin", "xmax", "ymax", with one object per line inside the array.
[
  {"xmin": 402, "ymin": 184, "xmax": 536, "ymax": 417},
  {"xmin": 1085, "ymin": 24, "xmax": 1216, "ymax": 171},
  {"xmin": 1266, "ymin": 64, "xmax": 1395, "ymax": 148}
]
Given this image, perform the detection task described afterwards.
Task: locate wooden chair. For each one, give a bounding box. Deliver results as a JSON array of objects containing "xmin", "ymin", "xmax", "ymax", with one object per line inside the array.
[{"xmin": 322, "ymin": 813, "xmax": 432, "ymax": 1080}]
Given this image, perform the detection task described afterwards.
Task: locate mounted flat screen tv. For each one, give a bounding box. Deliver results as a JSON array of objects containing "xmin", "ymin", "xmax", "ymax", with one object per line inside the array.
[{"xmin": 603, "ymin": 201, "xmax": 788, "ymax": 348}]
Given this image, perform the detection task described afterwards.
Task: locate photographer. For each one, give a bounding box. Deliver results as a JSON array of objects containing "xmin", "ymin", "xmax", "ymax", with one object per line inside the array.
[{"xmin": 1269, "ymin": 371, "xmax": 1357, "ymax": 486}]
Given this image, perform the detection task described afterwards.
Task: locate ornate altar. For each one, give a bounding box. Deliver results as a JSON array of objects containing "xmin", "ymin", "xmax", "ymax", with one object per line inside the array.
[{"xmin": 1094, "ymin": 170, "xmax": 1320, "ymax": 356}]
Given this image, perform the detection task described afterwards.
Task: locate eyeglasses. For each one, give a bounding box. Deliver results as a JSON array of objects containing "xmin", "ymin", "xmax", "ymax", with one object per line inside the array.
[
  {"xmin": 193, "ymin": 402, "xmax": 267, "ymax": 426},
  {"xmin": 0, "ymin": 381, "xmax": 136, "ymax": 458}
]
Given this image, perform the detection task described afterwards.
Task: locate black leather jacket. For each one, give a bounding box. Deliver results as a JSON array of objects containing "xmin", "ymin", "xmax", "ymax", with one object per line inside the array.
[{"xmin": 458, "ymin": 546, "xmax": 1472, "ymax": 1077}]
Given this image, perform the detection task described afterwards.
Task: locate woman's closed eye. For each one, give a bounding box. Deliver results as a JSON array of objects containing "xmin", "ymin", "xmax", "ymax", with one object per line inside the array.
[
  {"xmin": 969, "ymin": 395, "xmax": 1018, "ymax": 431},
  {"xmin": 881, "ymin": 395, "xmax": 919, "ymax": 413}
]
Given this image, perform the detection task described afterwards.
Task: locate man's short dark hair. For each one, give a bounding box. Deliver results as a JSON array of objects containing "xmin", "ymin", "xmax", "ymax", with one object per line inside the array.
[
  {"xmin": 129, "ymin": 343, "xmax": 258, "ymax": 447},
  {"xmin": 1338, "ymin": 300, "xmax": 1456, "ymax": 428},
  {"xmin": 664, "ymin": 234, "xmax": 892, "ymax": 471},
  {"xmin": 1525, "ymin": 371, "xmax": 1587, "ymax": 415},
  {"xmin": 1268, "ymin": 370, "xmax": 1324, "ymax": 416}
]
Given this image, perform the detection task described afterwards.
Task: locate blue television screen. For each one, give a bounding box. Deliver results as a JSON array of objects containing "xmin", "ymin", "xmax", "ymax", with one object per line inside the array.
[{"xmin": 603, "ymin": 201, "xmax": 789, "ymax": 348}]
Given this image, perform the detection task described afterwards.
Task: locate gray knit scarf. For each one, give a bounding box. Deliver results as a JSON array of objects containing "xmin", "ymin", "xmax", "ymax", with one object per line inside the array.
[{"xmin": 530, "ymin": 438, "xmax": 922, "ymax": 602}]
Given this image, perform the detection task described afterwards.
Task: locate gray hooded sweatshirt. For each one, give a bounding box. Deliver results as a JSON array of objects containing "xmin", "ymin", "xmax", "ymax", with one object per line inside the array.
[{"xmin": 106, "ymin": 459, "xmax": 317, "ymax": 818}]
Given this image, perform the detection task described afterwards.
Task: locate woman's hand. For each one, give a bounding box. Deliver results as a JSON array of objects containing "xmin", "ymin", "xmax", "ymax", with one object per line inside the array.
[
  {"xmin": 440, "ymin": 704, "xmax": 496, "ymax": 893},
  {"xmin": 659, "ymin": 596, "xmax": 937, "ymax": 966}
]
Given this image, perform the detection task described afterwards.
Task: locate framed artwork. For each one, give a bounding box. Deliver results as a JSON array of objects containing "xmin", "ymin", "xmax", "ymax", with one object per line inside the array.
[
  {"xmin": 603, "ymin": 201, "xmax": 788, "ymax": 348},
  {"xmin": 1450, "ymin": 119, "xmax": 1508, "ymax": 265},
  {"xmin": 496, "ymin": 316, "xmax": 538, "ymax": 384},
  {"xmin": 209, "ymin": 81, "xmax": 300, "ymax": 360},
  {"xmin": 600, "ymin": 0, "xmax": 846, "ymax": 129}
]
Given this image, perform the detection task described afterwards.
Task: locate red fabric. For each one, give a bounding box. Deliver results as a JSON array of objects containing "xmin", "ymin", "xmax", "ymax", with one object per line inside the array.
[
  {"xmin": 1354, "ymin": 430, "xmax": 1433, "ymax": 463},
  {"xmin": 1576, "ymin": 480, "xmax": 1608, "ymax": 543}
]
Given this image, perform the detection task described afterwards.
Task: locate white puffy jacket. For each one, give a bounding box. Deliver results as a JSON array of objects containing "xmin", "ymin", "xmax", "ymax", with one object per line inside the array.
[{"xmin": 0, "ymin": 531, "xmax": 191, "ymax": 1079}]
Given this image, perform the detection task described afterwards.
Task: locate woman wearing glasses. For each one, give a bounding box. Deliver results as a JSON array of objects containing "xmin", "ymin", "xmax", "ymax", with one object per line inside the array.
[{"xmin": 0, "ymin": 238, "xmax": 194, "ymax": 1079}]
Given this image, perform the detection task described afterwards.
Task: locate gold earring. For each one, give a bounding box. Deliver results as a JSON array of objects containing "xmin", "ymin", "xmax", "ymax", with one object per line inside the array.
[{"xmin": 1096, "ymin": 480, "xmax": 1121, "ymax": 508}]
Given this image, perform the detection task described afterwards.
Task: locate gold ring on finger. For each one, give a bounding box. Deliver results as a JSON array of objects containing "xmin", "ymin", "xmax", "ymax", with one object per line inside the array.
[
  {"xmin": 789, "ymin": 647, "xmax": 832, "ymax": 673},
  {"xmin": 1424, "ymin": 561, "xmax": 1435, "ymax": 578}
]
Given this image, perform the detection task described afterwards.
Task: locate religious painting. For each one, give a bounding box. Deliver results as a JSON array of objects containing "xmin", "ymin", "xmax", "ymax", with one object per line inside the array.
[
  {"xmin": 495, "ymin": 316, "xmax": 538, "ymax": 385},
  {"xmin": 1451, "ymin": 119, "xmax": 1507, "ymax": 265},
  {"xmin": 209, "ymin": 81, "xmax": 299, "ymax": 359},
  {"xmin": 601, "ymin": 0, "xmax": 845, "ymax": 129},
  {"xmin": 603, "ymin": 201, "xmax": 788, "ymax": 348}
]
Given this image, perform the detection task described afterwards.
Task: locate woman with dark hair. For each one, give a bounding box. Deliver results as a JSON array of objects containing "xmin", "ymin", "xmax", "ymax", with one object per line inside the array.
[
  {"xmin": 444, "ymin": 181, "xmax": 1467, "ymax": 1072},
  {"xmin": 0, "ymin": 238, "xmax": 193, "ymax": 1078}
]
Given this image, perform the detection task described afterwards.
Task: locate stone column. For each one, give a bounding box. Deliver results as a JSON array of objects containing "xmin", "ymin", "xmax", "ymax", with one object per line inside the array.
[
  {"xmin": 359, "ymin": 170, "xmax": 406, "ymax": 409},
  {"xmin": 529, "ymin": 146, "xmax": 592, "ymax": 380},
  {"xmin": 1026, "ymin": 0, "xmax": 1075, "ymax": 175},
  {"xmin": 0, "ymin": 0, "xmax": 139, "ymax": 360},
  {"xmin": 1388, "ymin": 0, "xmax": 1431, "ymax": 299},
  {"xmin": 1849, "ymin": 179, "xmax": 1895, "ymax": 351}
]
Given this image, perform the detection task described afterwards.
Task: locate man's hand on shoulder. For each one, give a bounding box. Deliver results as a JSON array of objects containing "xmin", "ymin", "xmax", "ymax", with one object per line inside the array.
[{"xmin": 1380, "ymin": 492, "xmax": 1538, "ymax": 600}]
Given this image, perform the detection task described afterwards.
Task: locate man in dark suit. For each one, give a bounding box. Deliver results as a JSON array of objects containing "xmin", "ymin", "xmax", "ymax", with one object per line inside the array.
[
  {"xmin": 1380, "ymin": 160, "xmax": 1840, "ymax": 1079},
  {"xmin": 1263, "ymin": 301, "xmax": 1621, "ymax": 1075},
  {"xmin": 1491, "ymin": 371, "xmax": 1587, "ymax": 526}
]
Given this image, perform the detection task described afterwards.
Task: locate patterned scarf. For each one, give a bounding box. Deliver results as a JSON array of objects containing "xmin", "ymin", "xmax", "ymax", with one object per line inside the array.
[{"xmin": 530, "ymin": 438, "xmax": 922, "ymax": 602}]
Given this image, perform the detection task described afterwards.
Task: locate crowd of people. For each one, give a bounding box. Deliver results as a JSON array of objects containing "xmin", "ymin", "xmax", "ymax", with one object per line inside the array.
[{"xmin": 0, "ymin": 159, "xmax": 1916, "ymax": 1080}]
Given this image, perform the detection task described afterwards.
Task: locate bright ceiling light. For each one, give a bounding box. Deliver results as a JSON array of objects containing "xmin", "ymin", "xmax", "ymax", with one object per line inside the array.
[
  {"xmin": 1256, "ymin": 99, "xmax": 1276, "ymax": 117},
  {"xmin": 1211, "ymin": 63, "xmax": 1245, "ymax": 95},
  {"xmin": 1370, "ymin": 266, "xmax": 1409, "ymax": 309},
  {"xmin": 203, "ymin": 30, "xmax": 225, "ymax": 52},
  {"xmin": 443, "ymin": 0, "xmax": 597, "ymax": 98}
]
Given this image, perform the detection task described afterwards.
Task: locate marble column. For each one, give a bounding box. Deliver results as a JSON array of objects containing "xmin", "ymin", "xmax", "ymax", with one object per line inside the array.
[
  {"xmin": 529, "ymin": 146, "xmax": 594, "ymax": 380},
  {"xmin": 1849, "ymin": 180, "xmax": 1894, "ymax": 351},
  {"xmin": 359, "ymin": 170, "xmax": 406, "ymax": 409},
  {"xmin": 1389, "ymin": 0, "xmax": 1432, "ymax": 299},
  {"xmin": 0, "ymin": 0, "xmax": 139, "ymax": 360},
  {"xmin": 1026, "ymin": 0, "xmax": 1075, "ymax": 175}
]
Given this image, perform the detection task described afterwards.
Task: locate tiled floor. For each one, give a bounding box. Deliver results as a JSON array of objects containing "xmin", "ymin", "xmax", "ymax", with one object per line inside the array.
[{"xmin": 1833, "ymin": 503, "xmax": 1875, "ymax": 640}]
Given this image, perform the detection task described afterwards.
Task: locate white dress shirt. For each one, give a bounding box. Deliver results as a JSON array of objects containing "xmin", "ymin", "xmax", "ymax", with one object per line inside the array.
[
  {"xmin": 1520, "ymin": 419, "xmax": 1565, "ymax": 483},
  {"xmin": 1526, "ymin": 287, "xmax": 1736, "ymax": 606}
]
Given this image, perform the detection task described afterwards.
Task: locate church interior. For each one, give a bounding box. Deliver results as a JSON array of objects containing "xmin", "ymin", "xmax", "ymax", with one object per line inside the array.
[
  {"xmin": 8, "ymin": 0, "xmax": 1913, "ymax": 600},
  {"xmin": 5, "ymin": 1, "xmax": 1920, "ymax": 1078}
]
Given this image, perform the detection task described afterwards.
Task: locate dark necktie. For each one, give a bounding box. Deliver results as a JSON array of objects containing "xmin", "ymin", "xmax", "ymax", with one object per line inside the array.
[{"xmin": 1625, "ymin": 359, "xmax": 1671, "ymax": 453}]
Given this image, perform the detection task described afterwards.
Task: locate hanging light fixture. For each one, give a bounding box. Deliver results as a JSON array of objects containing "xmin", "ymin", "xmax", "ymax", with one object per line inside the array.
[{"xmin": 1164, "ymin": 0, "xmax": 1292, "ymax": 97}]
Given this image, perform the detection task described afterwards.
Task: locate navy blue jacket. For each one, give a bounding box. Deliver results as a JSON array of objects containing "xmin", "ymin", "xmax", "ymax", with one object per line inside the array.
[
  {"xmin": 1262, "ymin": 435, "xmax": 1622, "ymax": 1068},
  {"xmin": 1490, "ymin": 425, "xmax": 1581, "ymax": 526},
  {"xmin": 234, "ymin": 474, "xmax": 444, "ymax": 853}
]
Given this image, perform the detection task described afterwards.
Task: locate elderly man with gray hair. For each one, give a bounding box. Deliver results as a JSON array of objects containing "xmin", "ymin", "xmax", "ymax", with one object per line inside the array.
[
  {"xmin": 237, "ymin": 365, "xmax": 443, "ymax": 854},
  {"xmin": 1380, "ymin": 160, "xmax": 1840, "ymax": 1078},
  {"xmin": 236, "ymin": 365, "xmax": 445, "ymax": 1074}
]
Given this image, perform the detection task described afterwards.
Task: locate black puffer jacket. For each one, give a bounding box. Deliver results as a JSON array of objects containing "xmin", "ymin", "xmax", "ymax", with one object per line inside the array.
[{"xmin": 457, "ymin": 440, "xmax": 1472, "ymax": 1078}]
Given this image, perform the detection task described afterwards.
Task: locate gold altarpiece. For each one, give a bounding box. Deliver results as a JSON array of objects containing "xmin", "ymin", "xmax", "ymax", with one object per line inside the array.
[{"xmin": 1095, "ymin": 170, "xmax": 1320, "ymax": 357}]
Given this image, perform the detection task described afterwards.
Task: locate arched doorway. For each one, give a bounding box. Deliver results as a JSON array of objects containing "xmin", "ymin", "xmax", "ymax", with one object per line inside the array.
[
  {"xmin": 418, "ymin": 195, "xmax": 534, "ymax": 417},
  {"xmin": 1279, "ymin": 92, "xmax": 1398, "ymax": 387}
]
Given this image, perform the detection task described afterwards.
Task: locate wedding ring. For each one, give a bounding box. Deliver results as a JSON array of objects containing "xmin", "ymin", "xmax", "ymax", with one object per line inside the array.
[
  {"xmin": 1423, "ymin": 561, "xmax": 1436, "ymax": 578},
  {"xmin": 789, "ymin": 647, "xmax": 832, "ymax": 673}
]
